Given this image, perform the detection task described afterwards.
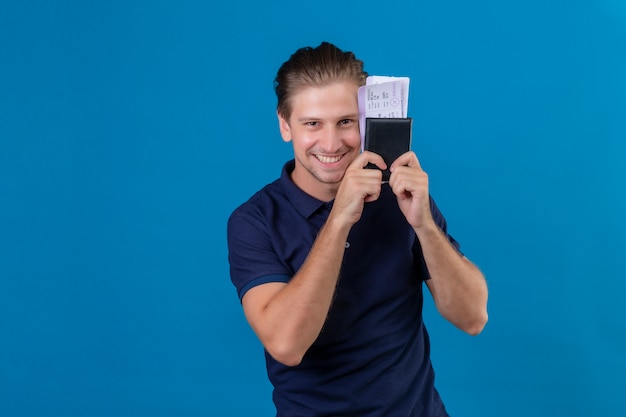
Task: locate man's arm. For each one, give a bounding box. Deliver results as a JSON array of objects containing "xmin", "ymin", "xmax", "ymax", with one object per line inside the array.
[
  {"xmin": 389, "ymin": 152, "xmax": 488, "ymax": 335},
  {"xmin": 415, "ymin": 224, "xmax": 488, "ymax": 335},
  {"xmin": 241, "ymin": 217, "xmax": 349, "ymax": 367},
  {"xmin": 241, "ymin": 152, "xmax": 387, "ymax": 366}
]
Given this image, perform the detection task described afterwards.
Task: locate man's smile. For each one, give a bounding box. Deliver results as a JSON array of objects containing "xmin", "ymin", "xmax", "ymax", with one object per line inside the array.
[{"xmin": 313, "ymin": 154, "xmax": 344, "ymax": 164}]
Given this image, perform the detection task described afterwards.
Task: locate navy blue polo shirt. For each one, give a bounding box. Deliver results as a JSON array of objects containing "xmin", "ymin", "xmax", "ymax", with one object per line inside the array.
[{"xmin": 227, "ymin": 160, "xmax": 460, "ymax": 417}]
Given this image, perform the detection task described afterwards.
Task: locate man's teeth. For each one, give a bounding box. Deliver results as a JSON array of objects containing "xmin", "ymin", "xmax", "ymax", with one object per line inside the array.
[{"xmin": 315, "ymin": 155, "xmax": 341, "ymax": 163}]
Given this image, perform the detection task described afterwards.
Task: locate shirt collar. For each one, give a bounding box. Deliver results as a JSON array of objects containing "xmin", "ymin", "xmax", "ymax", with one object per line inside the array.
[{"xmin": 280, "ymin": 160, "xmax": 328, "ymax": 219}]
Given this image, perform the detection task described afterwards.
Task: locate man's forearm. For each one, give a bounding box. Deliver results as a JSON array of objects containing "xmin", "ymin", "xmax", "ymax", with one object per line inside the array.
[
  {"xmin": 416, "ymin": 222, "xmax": 488, "ymax": 335},
  {"xmin": 252, "ymin": 215, "xmax": 351, "ymax": 365}
]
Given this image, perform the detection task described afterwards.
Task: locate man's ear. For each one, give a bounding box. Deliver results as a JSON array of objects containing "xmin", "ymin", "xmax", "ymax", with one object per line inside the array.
[{"xmin": 277, "ymin": 112, "xmax": 292, "ymax": 143}]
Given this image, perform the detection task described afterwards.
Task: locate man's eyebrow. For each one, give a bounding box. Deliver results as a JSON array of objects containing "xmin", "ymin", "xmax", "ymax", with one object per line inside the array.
[
  {"xmin": 295, "ymin": 114, "xmax": 359, "ymax": 123},
  {"xmin": 295, "ymin": 116, "xmax": 321, "ymax": 122},
  {"xmin": 303, "ymin": 114, "xmax": 359, "ymax": 120}
]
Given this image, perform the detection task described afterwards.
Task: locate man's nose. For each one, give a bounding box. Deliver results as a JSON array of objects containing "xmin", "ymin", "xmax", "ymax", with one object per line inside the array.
[{"xmin": 318, "ymin": 127, "xmax": 342, "ymax": 152}]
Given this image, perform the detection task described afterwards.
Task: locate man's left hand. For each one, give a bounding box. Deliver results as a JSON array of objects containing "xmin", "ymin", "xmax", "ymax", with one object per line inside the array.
[{"xmin": 388, "ymin": 151, "xmax": 434, "ymax": 230}]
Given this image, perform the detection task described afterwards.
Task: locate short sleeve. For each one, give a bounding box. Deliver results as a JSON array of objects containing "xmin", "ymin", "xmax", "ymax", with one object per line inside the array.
[
  {"xmin": 413, "ymin": 196, "xmax": 464, "ymax": 280},
  {"xmin": 227, "ymin": 205, "xmax": 291, "ymax": 301},
  {"xmin": 429, "ymin": 196, "xmax": 462, "ymax": 255}
]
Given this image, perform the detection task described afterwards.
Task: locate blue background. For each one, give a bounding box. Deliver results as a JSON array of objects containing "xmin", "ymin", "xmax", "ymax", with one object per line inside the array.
[{"xmin": 1, "ymin": 0, "xmax": 625, "ymax": 416}]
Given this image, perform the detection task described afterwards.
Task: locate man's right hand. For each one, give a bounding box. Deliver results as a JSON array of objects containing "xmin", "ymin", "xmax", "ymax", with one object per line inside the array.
[{"xmin": 329, "ymin": 151, "xmax": 387, "ymax": 227}]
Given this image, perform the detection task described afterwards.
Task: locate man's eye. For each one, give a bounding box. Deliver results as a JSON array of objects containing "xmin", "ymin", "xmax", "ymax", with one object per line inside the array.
[
  {"xmin": 339, "ymin": 119, "xmax": 354, "ymax": 125},
  {"xmin": 306, "ymin": 121, "xmax": 319, "ymax": 127}
]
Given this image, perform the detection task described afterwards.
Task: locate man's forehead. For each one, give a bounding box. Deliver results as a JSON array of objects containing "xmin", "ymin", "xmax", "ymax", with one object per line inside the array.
[
  {"xmin": 293, "ymin": 81, "xmax": 359, "ymax": 96},
  {"xmin": 290, "ymin": 83, "xmax": 358, "ymax": 113}
]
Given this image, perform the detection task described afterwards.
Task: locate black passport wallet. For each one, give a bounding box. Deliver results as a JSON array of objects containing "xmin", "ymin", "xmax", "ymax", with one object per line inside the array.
[{"xmin": 364, "ymin": 117, "xmax": 413, "ymax": 182}]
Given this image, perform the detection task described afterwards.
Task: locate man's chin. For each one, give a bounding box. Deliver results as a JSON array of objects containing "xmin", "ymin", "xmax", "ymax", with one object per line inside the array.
[{"xmin": 314, "ymin": 171, "xmax": 346, "ymax": 185}]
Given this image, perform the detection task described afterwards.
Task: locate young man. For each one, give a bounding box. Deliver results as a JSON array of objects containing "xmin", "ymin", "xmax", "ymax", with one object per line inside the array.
[{"xmin": 227, "ymin": 42, "xmax": 488, "ymax": 417}]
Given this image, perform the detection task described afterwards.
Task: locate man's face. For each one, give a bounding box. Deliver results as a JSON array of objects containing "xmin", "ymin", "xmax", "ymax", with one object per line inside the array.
[{"xmin": 278, "ymin": 81, "xmax": 361, "ymax": 200}]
